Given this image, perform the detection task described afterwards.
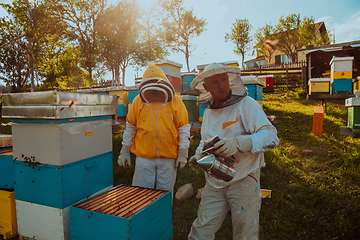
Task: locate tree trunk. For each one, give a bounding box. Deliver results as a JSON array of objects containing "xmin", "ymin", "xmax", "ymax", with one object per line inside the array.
[
  {"xmin": 122, "ymin": 65, "xmax": 126, "ymax": 86},
  {"xmin": 88, "ymin": 67, "xmax": 92, "ymax": 89},
  {"xmin": 29, "ymin": 50, "xmax": 34, "ymax": 92}
]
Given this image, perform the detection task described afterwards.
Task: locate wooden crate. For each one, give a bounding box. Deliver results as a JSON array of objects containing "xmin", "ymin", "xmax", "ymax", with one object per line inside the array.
[
  {"xmin": 70, "ymin": 185, "xmax": 173, "ymax": 240},
  {"xmin": 0, "ymin": 189, "xmax": 18, "ymax": 240},
  {"xmin": 13, "ymin": 152, "xmax": 113, "ymax": 209}
]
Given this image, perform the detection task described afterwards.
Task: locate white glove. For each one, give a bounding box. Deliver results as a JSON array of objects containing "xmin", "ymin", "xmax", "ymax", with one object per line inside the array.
[
  {"xmin": 117, "ymin": 145, "xmax": 131, "ymax": 167},
  {"xmin": 175, "ymin": 148, "xmax": 188, "ymax": 169},
  {"xmin": 214, "ymin": 135, "xmax": 252, "ymax": 158},
  {"xmin": 188, "ymin": 152, "xmax": 202, "ymax": 171}
]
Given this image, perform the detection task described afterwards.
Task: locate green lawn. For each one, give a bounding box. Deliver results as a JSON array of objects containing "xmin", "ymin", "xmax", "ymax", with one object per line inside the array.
[{"xmin": 2, "ymin": 88, "xmax": 359, "ymax": 239}]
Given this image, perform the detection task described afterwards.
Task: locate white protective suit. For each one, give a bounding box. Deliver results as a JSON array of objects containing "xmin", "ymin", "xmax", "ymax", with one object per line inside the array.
[{"xmin": 188, "ymin": 63, "xmax": 279, "ymax": 240}]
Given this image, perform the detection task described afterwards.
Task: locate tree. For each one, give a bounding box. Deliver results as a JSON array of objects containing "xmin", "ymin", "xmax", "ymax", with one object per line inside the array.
[
  {"xmin": 159, "ymin": 0, "xmax": 207, "ymax": 72},
  {"xmin": 51, "ymin": 0, "xmax": 107, "ymax": 88},
  {"xmin": 133, "ymin": 4, "xmax": 169, "ymax": 69},
  {"xmin": 0, "ymin": 17, "xmax": 30, "ymax": 92},
  {"xmin": 97, "ymin": 0, "xmax": 140, "ymax": 86},
  {"xmin": 1, "ymin": 0, "xmax": 66, "ymax": 92},
  {"xmin": 36, "ymin": 36, "xmax": 87, "ymax": 90},
  {"xmin": 225, "ymin": 18, "xmax": 252, "ymax": 69},
  {"xmin": 253, "ymin": 23, "xmax": 277, "ymax": 65},
  {"xmin": 274, "ymin": 13, "xmax": 331, "ymax": 62}
]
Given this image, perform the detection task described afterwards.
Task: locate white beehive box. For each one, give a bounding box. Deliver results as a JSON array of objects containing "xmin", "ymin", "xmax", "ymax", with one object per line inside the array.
[
  {"xmin": 12, "ymin": 119, "xmax": 112, "ymax": 166},
  {"xmin": 330, "ymin": 56, "xmax": 354, "ymax": 72}
]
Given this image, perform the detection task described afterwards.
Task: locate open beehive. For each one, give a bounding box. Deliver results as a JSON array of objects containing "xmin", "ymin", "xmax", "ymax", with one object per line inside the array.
[{"xmin": 70, "ymin": 185, "xmax": 173, "ymax": 240}]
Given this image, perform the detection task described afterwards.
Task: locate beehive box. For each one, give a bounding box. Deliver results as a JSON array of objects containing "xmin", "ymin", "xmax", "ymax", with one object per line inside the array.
[
  {"xmin": 245, "ymin": 84, "xmax": 263, "ymax": 101},
  {"xmin": 1, "ymin": 91, "xmax": 116, "ymax": 120},
  {"xmin": 258, "ymin": 75, "xmax": 274, "ymax": 88},
  {"xmin": 353, "ymin": 77, "xmax": 360, "ymax": 93},
  {"xmin": 0, "ymin": 189, "xmax": 18, "ymax": 240},
  {"xmin": 13, "ymin": 151, "xmax": 113, "ymax": 209},
  {"xmin": 15, "ymin": 187, "xmax": 111, "ymax": 240},
  {"xmin": 128, "ymin": 89, "xmax": 139, "ymax": 104},
  {"xmin": 0, "ymin": 149, "xmax": 14, "ymax": 189},
  {"xmin": 152, "ymin": 59, "xmax": 182, "ymax": 79},
  {"xmin": 198, "ymin": 101, "xmax": 209, "ymax": 122},
  {"xmin": 181, "ymin": 72, "xmax": 196, "ymax": 91},
  {"xmin": 167, "ymin": 75, "xmax": 181, "ymax": 91},
  {"xmin": 330, "ymin": 56, "xmax": 354, "ymax": 81},
  {"xmin": 345, "ymin": 97, "xmax": 360, "ymax": 129},
  {"xmin": 331, "ymin": 79, "xmax": 353, "ymax": 94},
  {"xmin": 11, "ymin": 118, "xmax": 112, "ymax": 166},
  {"xmin": 70, "ymin": 185, "xmax": 173, "ymax": 240},
  {"xmin": 308, "ymin": 78, "xmax": 330, "ymax": 94},
  {"xmin": 179, "ymin": 95, "xmax": 199, "ymax": 121},
  {"xmin": 241, "ymin": 76, "xmax": 266, "ymax": 87}
]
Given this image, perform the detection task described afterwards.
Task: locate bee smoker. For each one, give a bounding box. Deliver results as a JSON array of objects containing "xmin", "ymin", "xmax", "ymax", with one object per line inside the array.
[
  {"xmin": 196, "ymin": 136, "xmax": 236, "ymax": 182},
  {"xmin": 197, "ymin": 154, "xmax": 235, "ymax": 182}
]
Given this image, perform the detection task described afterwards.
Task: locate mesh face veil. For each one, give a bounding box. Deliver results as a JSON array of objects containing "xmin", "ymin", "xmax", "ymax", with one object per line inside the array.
[
  {"xmin": 139, "ymin": 65, "xmax": 175, "ymax": 103},
  {"xmin": 190, "ymin": 63, "xmax": 247, "ymax": 102}
]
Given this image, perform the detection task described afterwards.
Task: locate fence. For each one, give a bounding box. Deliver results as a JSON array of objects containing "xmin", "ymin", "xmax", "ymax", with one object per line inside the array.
[{"xmin": 242, "ymin": 61, "xmax": 308, "ymax": 90}]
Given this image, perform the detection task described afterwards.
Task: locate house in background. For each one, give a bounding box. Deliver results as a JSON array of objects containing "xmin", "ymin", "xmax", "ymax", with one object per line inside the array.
[{"xmin": 244, "ymin": 21, "xmax": 328, "ymax": 70}]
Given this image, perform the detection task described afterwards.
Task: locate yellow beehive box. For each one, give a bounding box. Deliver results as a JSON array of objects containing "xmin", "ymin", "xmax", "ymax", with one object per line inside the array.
[
  {"xmin": 331, "ymin": 71, "xmax": 352, "ymax": 80},
  {"xmin": 308, "ymin": 78, "xmax": 330, "ymax": 94},
  {"xmin": 109, "ymin": 90, "xmax": 128, "ymax": 105},
  {"xmin": 0, "ymin": 189, "xmax": 18, "ymax": 239},
  {"xmin": 353, "ymin": 77, "xmax": 360, "ymax": 93}
]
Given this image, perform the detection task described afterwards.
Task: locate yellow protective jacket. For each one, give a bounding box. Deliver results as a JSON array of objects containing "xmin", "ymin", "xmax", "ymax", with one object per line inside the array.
[{"xmin": 127, "ymin": 94, "xmax": 189, "ymax": 159}]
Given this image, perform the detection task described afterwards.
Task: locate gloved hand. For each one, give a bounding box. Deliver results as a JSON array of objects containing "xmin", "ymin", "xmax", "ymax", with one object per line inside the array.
[
  {"xmin": 214, "ymin": 135, "xmax": 252, "ymax": 158},
  {"xmin": 175, "ymin": 148, "xmax": 188, "ymax": 169},
  {"xmin": 188, "ymin": 152, "xmax": 202, "ymax": 171},
  {"xmin": 118, "ymin": 145, "xmax": 131, "ymax": 168}
]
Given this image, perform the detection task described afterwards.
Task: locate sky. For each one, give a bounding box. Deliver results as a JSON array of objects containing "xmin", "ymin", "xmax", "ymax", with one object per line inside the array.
[{"xmin": 1, "ymin": 0, "xmax": 360, "ymax": 86}]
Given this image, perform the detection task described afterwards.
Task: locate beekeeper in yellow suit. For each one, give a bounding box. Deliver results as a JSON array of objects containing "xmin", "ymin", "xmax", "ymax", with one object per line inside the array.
[
  {"xmin": 118, "ymin": 64, "xmax": 190, "ymax": 193},
  {"xmin": 188, "ymin": 63, "xmax": 279, "ymax": 240}
]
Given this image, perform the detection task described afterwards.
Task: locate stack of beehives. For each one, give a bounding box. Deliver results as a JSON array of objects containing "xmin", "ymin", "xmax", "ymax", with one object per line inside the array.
[{"xmin": 2, "ymin": 91, "xmax": 116, "ymax": 240}]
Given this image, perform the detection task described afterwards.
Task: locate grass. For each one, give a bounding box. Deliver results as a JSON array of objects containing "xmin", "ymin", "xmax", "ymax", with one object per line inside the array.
[{"xmin": 2, "ymin": 88, "xmax": 360, "ymax": 239}]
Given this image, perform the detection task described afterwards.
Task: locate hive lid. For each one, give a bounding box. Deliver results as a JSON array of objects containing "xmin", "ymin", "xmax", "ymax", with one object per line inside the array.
[
  {"xmin": 308, "ymin": 78, "xmax": 331, "ymax": 84},
  {"xmin": 345, "ymin": 97, "xmax": 360, "ymax": 107},
  {"xmin": 241, "ymin": 76, "xmax": 266, "ymax": 86},
  {"xmin": 2, "ymin": 91, "xmax": 116, "ymax": 119}
]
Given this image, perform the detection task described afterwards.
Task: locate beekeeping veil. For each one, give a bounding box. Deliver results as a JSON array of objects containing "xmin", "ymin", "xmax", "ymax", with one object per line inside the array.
[
  {"xmin": 139, "ymin": 64, "xmax": 175, "ymax": 103},
  {"xmin": 190, "ymin": 63, "xmax": 247, "ymax": 105}
]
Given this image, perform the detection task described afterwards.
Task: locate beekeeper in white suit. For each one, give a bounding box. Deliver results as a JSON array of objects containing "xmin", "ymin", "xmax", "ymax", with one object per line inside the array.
[
  {"xmin": 188, "ymin": 63, "xmax": 279, "ymax": 240},
  {"xmin": 118, "ymin": 64, "xmax": 190, "ymax": 193}
]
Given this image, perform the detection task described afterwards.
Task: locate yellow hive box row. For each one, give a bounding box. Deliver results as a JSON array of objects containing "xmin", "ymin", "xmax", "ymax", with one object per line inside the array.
[
  {"xmin": 331, "ymin": 71, "xmax": 352, "ymax": 80},
  {"xmin": 0, "ymin": 189, "xmax": 18, "ymax": 240}
]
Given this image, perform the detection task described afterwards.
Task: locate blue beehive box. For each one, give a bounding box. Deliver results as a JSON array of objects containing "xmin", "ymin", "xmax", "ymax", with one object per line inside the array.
[
  {"xmin": 0, "ymin": 149, "xmax": 14, "ymax": 189},
  {"xmin": 13, "ymin": 151, "xmax": 113, "ymax": 209},
  {"xmin": 70, "ymin": 185, "xmax": 173, "ymax": 240},
  {"xmin": 117, "ymin": 104, "xmax": 128, "ymax": 117},
  {"xmin": 181, "ymin": 73, "xmax": 196, "ymax": 91},
  {"xmin": 331, "ymin": 79, "xmax": 353, "ymax": 94},
  {"xmin": 128, "ymin": 89, "xmax": 139, "ymax": 103},
  {"xmin": 245, "ymin": 84, "xmax": 263, "ymax": 101}
]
